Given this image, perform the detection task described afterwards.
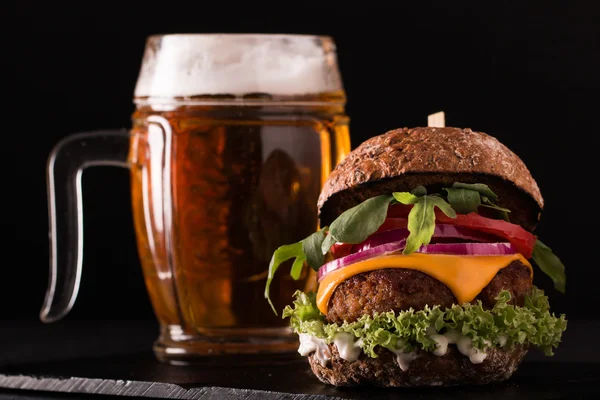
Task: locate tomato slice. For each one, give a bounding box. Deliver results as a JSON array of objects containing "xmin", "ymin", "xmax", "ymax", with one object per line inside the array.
[
  {"xmin": 434, "ymin": 211, "xmax": 536, "ymax": 258},
  {"xmin": 330, "ymin": 242, "xmax": 354, "ymax": 259},
  {"xmin": 387, "ymin": 204, "xmax": 412, "ymax": 218},
  {"xmin": 376, "ymin": 217, "xmax": 409, "ymax": 234},
  {"xmin": 386, "ymin": 203, "xmax": 536, "ymax": 258}
]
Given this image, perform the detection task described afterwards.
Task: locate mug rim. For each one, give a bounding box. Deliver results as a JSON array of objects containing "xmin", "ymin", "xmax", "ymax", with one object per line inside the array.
[{"xmin": 146, "ymin": 33, "xmax": 335, "ymax": 42}]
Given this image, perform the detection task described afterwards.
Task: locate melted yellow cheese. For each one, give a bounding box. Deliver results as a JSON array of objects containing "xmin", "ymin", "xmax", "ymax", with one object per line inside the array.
[{"xmin": 316, "ymin": 253, "xmax": 532, "ymax": 315}]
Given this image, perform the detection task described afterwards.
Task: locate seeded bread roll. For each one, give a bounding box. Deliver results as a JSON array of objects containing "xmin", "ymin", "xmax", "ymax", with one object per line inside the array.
[
  {"xmin": 308, "ymin": 344, "xmax": 528, "ymax": 387},
  {"xmin": 317, "ymin": 127, "xmax": 543, "ymax": 231}
]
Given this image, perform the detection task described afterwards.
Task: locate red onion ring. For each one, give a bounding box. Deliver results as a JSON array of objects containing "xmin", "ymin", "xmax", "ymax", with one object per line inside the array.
[
  {"xmin": 318, "ymin": 240, "xmax": 406, "ymax": 281},
  {"xmin": 318, "ymin": 240, "xmax": 516, "ymax": 281},
  {"xmin": 352, "ymin": 225, "xmax": 501, "ymax": 254},
  {"xmin": 417, "ymin": 242, "xmax": 515, "ymax": 255}
]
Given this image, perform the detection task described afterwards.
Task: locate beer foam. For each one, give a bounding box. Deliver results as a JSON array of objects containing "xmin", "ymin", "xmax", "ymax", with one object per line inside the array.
[{"xmin": 134, "ymin": 34, "xmax": 343, "ymax": 98}]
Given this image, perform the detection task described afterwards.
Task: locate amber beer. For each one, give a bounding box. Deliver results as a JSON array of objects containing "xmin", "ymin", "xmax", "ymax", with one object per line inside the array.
[{"xmin": 128, "ymin": 35, "xmax": 350, "ymax": 361}]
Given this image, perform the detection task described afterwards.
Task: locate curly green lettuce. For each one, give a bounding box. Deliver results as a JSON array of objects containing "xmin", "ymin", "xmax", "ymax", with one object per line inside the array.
[{"xmin": 283, "ymin": 287, "xmax": 567, "ymax": 357}]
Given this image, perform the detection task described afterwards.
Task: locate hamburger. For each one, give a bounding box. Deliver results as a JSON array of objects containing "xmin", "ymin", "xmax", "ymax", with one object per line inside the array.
[{"xmin": 264, "ymin": 127, "xmax": 567, "ymax": 387}]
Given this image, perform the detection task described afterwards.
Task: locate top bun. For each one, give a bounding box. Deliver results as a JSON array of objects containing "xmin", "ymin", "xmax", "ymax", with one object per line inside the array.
[{"xmin": 317, "ymin": 127, "xmax": 543, "ymax": 231}]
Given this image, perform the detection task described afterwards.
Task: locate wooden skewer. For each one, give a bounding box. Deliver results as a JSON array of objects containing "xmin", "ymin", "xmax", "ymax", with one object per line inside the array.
[{"xmin": 428, "ymin": 111, "xmax": 445, "ymax": 128}]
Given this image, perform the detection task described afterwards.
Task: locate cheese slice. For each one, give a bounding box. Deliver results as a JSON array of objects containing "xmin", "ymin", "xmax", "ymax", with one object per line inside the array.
[{"xmin": 316, "ymin": 253, "xmax": 532, "ymax": 315}]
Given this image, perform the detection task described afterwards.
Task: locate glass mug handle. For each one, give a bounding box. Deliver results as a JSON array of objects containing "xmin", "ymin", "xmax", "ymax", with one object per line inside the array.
[{"xmin": 41, "ymin": 129, "xmax": 131, "ymax": 323}]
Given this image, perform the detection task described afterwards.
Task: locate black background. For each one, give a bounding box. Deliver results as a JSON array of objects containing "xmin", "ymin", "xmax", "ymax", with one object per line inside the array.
[{"xmin": 9, "ymin": 3, "xmax": 599, "ymax": 324}]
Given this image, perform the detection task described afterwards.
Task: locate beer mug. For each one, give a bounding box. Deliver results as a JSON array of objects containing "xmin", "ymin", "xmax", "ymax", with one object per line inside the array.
[{"xmin": 42, "ymin": 34, "xmax": 350, "ymax": 363}]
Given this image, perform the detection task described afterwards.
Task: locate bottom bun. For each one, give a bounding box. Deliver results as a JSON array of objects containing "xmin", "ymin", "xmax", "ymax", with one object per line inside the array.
[{"xmin": 308, "ymin": 343, "xmax": 527, "ymax": 387}]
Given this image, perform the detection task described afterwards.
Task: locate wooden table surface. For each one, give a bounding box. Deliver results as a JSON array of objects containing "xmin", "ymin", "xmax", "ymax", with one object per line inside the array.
[{"xmin": 1, "ymin": 318, "xmax": 599, "ymax": 399}]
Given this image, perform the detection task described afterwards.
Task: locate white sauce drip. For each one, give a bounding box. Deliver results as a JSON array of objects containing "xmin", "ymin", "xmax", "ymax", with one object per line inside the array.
[
  {"xmin": 428, "ymin": 328, "xmax": 489, "ymax": 364},
  {"xmin": 429, "ymin": 332, "xmax": 450, "ymax": 356},
  {"xmin": 297, "ymin": 328, "xmax": 497, "ymax": 369},
  {"xmin": 333, "ymin": 333, "xmax": 363, "ymax": 362},
  {"xmin": 298, "ymin": 333, "xmax": 331, "ymax": 367},
  {"xmin": 392, "ymin": 348, "xmax": 419, "ymax": 371},
  {"xmin": 456, "ymin": 336, "xmax": 488, "ymax": 364},
  {"xmin": 498, "ymin": 335, "xmax": 507, "ymax": 347}
]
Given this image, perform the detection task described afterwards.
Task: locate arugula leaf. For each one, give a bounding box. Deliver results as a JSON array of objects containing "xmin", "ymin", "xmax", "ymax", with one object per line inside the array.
[
  {"xmin": 403, "ymin": 200, "xmax": 435, "ymax": 254},
  {"xmin": 290, "ymin": 255, "xmax": 306, "ymax": 280},
  {"xmin": 321, "ymin": 195, "xmax": 394, "ymax": 255},
  {"xmin": 446, "ymin": 183, "xmax": 511, "ymax": 220},
  {"xmin": 264, "ymin": 242, "xmax": 303, "ymax": 314},
  {"xmin": 428, "ymin": 195, "xmax": 457, "ymax": 219},
  {"xmin": 481, "ymin": 196, "xmax": 511, "ymax": 213},
  {"xmin": 452, "ymin": 182, "xmax": 498, "ymax": 202},
  {"xmin": 264, "ymin": 228, "xmax": 327, "ymax": 315},
  {"xmin": 393, "ymin": 192, "xmax": 419, "ymax": 204},
  {"xmin": 480, "ymin": 196, "xmax": 511, "ymax": 221},
  {"xmin": 301, "ymin": 229, "xmax": 327, "ymax": 271},
  {"xmin": 320, "ymin": 233, "xmax": 337, "ymax": 257},
  {"xmin": 403, "ymin": 195, "xmax": 457, "ymax": 254},
  {"xmin": 532, "ymin": 240, "xmax": 566, "ymax": 293},
  {"xmin": 444, "ymin": 188, "xmax": 481, "ymax": 214},
  {"xmin": 411, "ymin": 185, "xmax": 428, "ymax": 197}
]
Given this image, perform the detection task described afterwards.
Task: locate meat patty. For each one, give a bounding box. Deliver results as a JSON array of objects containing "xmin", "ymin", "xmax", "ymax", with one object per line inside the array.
[
  {"xmin": 326, "ymin": 261, "xmax": 532, "ymax": 324},
  {"xmin": 475, "ymin": 261, "xmax": 532, "ymax": 308}
]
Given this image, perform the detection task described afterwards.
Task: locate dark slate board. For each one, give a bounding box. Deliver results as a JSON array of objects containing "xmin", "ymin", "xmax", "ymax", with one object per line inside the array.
[{"xmin": 1, "ymin": 319, "xmax": 599, "ymax": 399}]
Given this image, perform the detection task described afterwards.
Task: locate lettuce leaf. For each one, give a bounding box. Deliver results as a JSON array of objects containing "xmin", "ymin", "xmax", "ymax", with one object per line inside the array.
[{"xmin": 283, "ymin": 287, "xmax": 567, "ymax": 357}]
